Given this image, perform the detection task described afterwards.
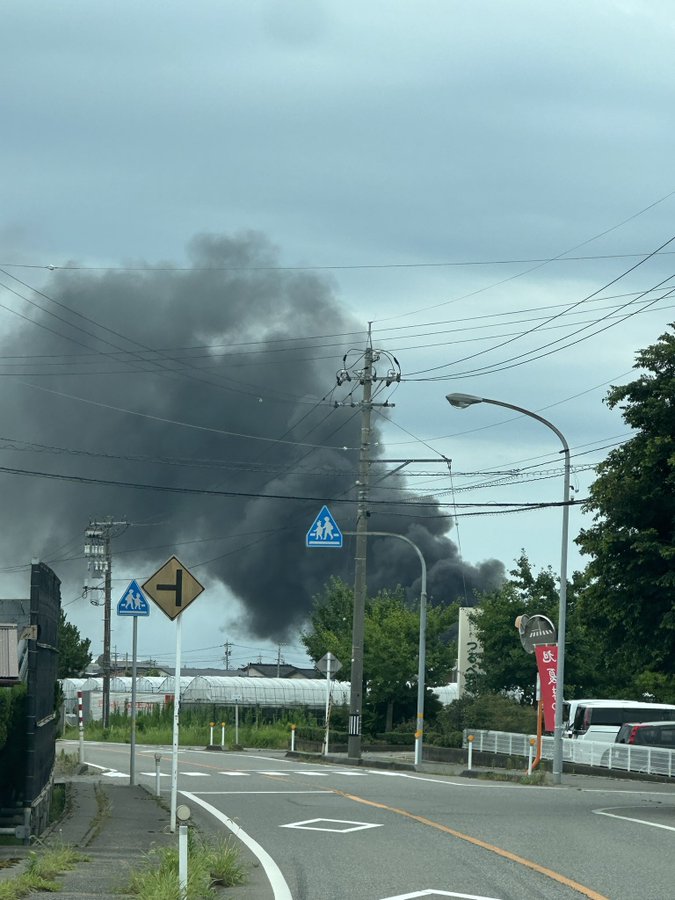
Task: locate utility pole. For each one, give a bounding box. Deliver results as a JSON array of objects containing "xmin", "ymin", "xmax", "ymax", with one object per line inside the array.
[
  {"xmin": 336, "ymin": 325, "xmax": 400, "ymax": 759},
  {"xmin": 276, "ymin": 644, "xmax": 283, "ymax": 677},
  {"xmin": 84, "ymin": 518, "xmax": 128, "ymax": 729},
  {"xmin": 223, "ymin": 641, "xmax": 232, "ymax": 670}
]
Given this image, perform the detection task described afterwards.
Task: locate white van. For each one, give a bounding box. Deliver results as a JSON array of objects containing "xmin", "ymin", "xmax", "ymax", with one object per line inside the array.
[
  {"xmin": 563, "ymin": 698, "xmax": 619, "ymax": 737},
  {"xmin": 571, "ymin": 700, "xmax": 675, "ymax": 744}
]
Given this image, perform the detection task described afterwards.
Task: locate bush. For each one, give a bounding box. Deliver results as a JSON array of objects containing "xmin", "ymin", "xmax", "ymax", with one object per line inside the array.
[
  {"xmin": 374, "ymin": 732, "xmax": 415, "ymax": 745},
  {"xmin": 431, "ymin": 693, "xmax": 537, "ymax": 747}
]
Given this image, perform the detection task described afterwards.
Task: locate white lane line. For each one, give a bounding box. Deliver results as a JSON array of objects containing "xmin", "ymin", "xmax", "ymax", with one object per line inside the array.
[
  {"xmin": 592, "ymin": 807, "xmax": 675, "ymax": 832},
  {"xmin": 179, "ymin": 771, "xmax": 211, "ymax": 777},
  {"xmin": 187, "ymin": 790, "xmax": 333, "ymax": 795},
  {"xmin": 180, "ymin": 791, "xmax": 292, "ymax": 900},
  {"xmin": 140, "ymin": 772, "xmax": 170, "ymax": 777},
  {"xmin": 218, "ymin": 772, "xmax": 250, "ymax": 776}
]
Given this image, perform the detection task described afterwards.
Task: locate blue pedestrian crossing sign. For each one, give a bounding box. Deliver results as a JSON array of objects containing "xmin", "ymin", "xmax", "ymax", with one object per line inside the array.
[
  {"xmin": 117, "ymin": 580, "xmax": 150, "ymax": 617},
  {"xmin": 306, "ymin": 505, "xmax": 343, "ymax": 548}
]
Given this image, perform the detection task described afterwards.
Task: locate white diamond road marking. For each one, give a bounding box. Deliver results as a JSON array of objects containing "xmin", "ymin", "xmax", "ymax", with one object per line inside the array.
[
  {"xmin": 103, "ymin": 771, "xmax": 128, "ymax": 778},
  {"xmin": 280, "ymin": 818, "xmax": 382, "ymax": 833}
]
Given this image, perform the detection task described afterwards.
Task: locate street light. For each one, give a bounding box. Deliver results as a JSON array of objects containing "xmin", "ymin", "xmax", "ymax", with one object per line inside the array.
[{"xmin": 446, "ymin": 392, "xmax": 570, "ymax": 784}]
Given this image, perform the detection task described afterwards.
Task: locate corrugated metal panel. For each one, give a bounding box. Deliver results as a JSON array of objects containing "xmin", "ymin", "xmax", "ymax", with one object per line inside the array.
[{"xmin": 0, "ymin": 623, "xmax": 19, "ymax": 681}]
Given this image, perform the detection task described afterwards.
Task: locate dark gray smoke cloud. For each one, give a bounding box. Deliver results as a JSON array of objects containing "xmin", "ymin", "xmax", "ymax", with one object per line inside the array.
[{"xmin": 0, "ymin": 232, "xmax": 503, "ymax": 638}]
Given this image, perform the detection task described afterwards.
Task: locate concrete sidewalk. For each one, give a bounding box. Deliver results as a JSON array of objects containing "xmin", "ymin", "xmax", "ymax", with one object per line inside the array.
[{"xmin": 43, "ymin": 778, "xmax": 177, "ymax": 899}]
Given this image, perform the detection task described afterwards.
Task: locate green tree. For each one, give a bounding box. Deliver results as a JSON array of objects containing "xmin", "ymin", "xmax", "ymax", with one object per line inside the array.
[
  {"xmin": 301, "ymin": 577, "xmax": 457, "ymax": 732},
  {"xmin": 576, "ymin": 328, "xmax": 675, "ymax": 696},
  {"xmin": 57, "ymin": 609, "xmax": 92, "ymax": 678},
  {"xmin": 471, "ymin": 554, "xmax": 598, "ymax": 702}
]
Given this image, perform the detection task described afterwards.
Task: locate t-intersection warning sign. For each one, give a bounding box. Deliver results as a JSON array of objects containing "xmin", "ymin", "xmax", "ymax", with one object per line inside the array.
[
  {"xmin": 116, "ymin": 579, "xmax": 150, "ymax": 617},
  {"xmin": 306, "ymin": 505, "xmax": 343, "ymax": 548}
]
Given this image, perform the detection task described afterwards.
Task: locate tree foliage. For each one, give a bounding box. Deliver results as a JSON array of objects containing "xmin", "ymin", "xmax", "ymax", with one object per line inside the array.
[
  {"xmin": 471, "ymin": 554, "xmax": 598, "ymax": 702},
  {"xmin": 57, "ymin": 609, "xmax": 92, "ymax": 678},
  {"xmin": 576, "ymin": 328, "xmax": 675, "ymax": 697},
  {"xmin": 301, "ymin": 576, "xmax": 457, "ymax": 731}
]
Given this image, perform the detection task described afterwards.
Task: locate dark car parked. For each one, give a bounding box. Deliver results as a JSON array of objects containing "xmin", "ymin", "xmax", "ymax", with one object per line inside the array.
[{"xmin": 615, "ymin": 721, "xmax": 675, "ymax": 748}]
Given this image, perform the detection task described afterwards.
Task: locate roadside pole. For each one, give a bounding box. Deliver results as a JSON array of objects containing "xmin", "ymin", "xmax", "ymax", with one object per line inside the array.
[
  {"xmin": 130, "ymin": 615, "xmax": 138, "ymax": 785},
  {"xmin": 141, "ymin": 556, "xmax": 205, "ymax": 835},
  {"xmin": 170, "ymin": 613, "xmax": 182, "ymax": 832},
  {"xmin": 324, "ymin": 653, "xmax": 332, "ymax": 756},
  {"xmin": 77, "ymin": 691, "xmax": 84, "ymax": 765},
  {"xmin": 115, "ymin": 579, "xmax": 150, "ymax": 788}
]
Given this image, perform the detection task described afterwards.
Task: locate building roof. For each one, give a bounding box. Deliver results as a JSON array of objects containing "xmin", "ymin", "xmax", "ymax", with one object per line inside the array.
[{"xmin": 239, "ymin": 663, "xmax": 321, "ymax": 679}]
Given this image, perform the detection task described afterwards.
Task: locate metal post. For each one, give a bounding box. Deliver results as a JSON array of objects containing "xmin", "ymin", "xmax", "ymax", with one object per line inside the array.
[
  {"xmin": 345, "ymin": 530, "xmax": 428, "ymax": 766},
  {"xmin": 77, "ymin": 691, "xmax": 84, "ymax": 765},
  {"xmin": 467, "ymin": 735, "xmax": 474, "ymax": 770},
  {"xmin": 528, "ymin": 738, "xmax": 535, "ymax": 775},
  {"xmin": 291, "ymin": 724, "xmax": 296, "ymax": 752},
  {"xmin": 170, "ymin": 616, "xmax": 182, "ymax": 833},
  {"xmin": 446, "ymin": 394, "xmax": 570, "ymax": 784},
  {"xmin": 235, "ymin": 702, "xmax": 239, "ymax": 746},
  {"xmin": 221, "ymin": 722, "xmax": 225, "ymax": 748},
  {"xmin": 102, "ymin": 531, "xmax": 112, "ymax": 729},
  {"xmin": 209, "ymin": 722, "xmax": 214, "ymax": 745},
  {"xmin": 324, "ymin": 654, "xmax": 332, "ymax": 756},
  {"xmin": 348, "ymin": 340, "xmax": 373, "ymax": 760},
  {"xmin": 129, "ymin": 616, "xmax": 138, "ymax": 786}
]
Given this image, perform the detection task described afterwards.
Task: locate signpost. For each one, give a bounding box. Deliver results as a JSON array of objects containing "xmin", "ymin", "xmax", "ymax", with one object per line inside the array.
[
  {"xmin": 515, "ymin": 613, "xmax": 558, "ymax": 770},
  {"xmin": 116, "ymin": 579, "xmax": 150, "ymax": 786},
  {"xmin": 143, "ymin": 557, "xmax": 204, "ymax": 833},
  {"xmin": 317, "ymin": 652, "xmax": 342, "ymax": 755}
]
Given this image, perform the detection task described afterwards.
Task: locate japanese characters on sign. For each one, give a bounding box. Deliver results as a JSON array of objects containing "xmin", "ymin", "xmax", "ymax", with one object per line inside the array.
[{"xmin": 534, "ymin": 644, "xmax": 558, "ymax": 733}]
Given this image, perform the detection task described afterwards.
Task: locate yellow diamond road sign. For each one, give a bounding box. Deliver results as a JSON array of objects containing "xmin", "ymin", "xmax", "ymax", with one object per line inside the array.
[{"xmin": 142, "ymin": 556, "xmax": 204, "ymax": 621}]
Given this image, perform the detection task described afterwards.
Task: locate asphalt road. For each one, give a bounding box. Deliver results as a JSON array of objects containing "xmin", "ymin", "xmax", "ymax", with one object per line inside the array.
[{"xmin": 62, "ymin": 741, "xmax": 675, "ymax": 900}]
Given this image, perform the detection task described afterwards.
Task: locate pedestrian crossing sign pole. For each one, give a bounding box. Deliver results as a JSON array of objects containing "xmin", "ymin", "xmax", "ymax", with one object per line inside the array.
[{"xmin": 306, "ymin": 505, "xmax": 343, "ymax": 548}]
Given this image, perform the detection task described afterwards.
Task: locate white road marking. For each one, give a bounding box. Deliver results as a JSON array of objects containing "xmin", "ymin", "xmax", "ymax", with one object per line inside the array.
[
  {"xmin": 181, "ymin": 791, "xmax": 292, "ymax": 900},
  {"xmin": 218, "ymin": 771, "xmax": 250, "ymax": 776},
  {"xmin": 102, "ymin": 771, "xmax": 128, "ymax": 778},
  {"xmin": 140, "ymin": 772, "xmax": 170, "ymax": 777},
  {"xmin": 280, "ymin": 817, "xmax": 382, "ymax": 833},
  {"xmin": 179, "ymin": 771, "xmax": 210, "ymax": 777},
  {"xmin": 592, "ymin": 807, "xmax": 675, "ymax": 832},
  {"xmin": 189, "ymin": 790, "xmax": 333, "ymax": 795},
  {"xmin": 380, "ymin": 890, "xmax": 502, "ymax": 899}
]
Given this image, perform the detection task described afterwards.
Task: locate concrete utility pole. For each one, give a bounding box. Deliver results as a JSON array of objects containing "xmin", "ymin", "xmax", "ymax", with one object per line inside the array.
[
  {"xmin": 223, "ymin": 641, "xmax": 232, "ymax": 669},
  {"xmin": 337, "ymin": 325, "xmax": 400, "ymax": 759},
  {"xmin": 84, "ymin": 518, "xmax": 128, "ymax": 729}
]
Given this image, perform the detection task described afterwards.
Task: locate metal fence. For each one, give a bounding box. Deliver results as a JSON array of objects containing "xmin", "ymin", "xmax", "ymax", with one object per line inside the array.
[{"xmin": 462, "ymin": 729, "xmax": 674, "ymax": 778}]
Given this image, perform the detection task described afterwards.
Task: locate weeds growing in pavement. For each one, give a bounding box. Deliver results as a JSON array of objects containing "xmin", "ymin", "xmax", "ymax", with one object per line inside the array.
[
  {"xmin": 125, "ymin": 830, "xmax": 246, "ymax": 899},
  {"xmin": 0, "ymin": 844, "xmax": 86, "ymax": 899}
]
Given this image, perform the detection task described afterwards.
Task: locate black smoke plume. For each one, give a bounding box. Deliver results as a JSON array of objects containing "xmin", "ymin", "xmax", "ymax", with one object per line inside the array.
[{"xmin": 0, "ymin": 233, "xmax": 503, "ymax": 638}]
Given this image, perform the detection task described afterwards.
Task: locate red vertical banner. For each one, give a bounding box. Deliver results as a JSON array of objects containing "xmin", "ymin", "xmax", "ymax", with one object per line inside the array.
[{"xmin": 534, "ymin": 644, "xmax": 558, "ymax": 732}]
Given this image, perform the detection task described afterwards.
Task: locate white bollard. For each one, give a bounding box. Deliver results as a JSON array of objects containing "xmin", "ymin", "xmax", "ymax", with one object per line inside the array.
[
  {"xmin": 467, "ymin": 734, "xmax": 474, "ymax": 771},
  {"xmin": 528, "ymin": 738, "xmax": 535, "ymax": 775},
  {"xmin": 154, "ymin": 753, "xmax": 162, "ymax": 797},
  {"xmin": 209, "ymin": 722, "xmax": 214, "ymax": 745},
  {"xmin": 178, "ymin": 825, "xmax": 188, "ymax": 899},
  {"xmin": 221, "ymin": 722, "xmax": 226, "ymax": 748},
  {"xmin": 291, "ymin": 724, "xmax": 296, "ymax": 752}
]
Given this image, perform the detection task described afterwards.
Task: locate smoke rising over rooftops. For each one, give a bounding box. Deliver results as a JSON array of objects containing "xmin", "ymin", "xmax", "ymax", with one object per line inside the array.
[{"xmin": 0, "ymin": 232, "xmax": 503, "ymax": 637}]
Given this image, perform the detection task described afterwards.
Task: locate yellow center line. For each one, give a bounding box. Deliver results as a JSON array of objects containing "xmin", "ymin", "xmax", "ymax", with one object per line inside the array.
[{"xmin": 333, "ymin": 789, "xmax": 608, "ymax": 900}]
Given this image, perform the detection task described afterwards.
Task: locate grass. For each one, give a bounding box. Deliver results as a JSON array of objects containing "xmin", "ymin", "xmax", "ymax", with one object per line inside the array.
[
  {"xmin": 0, "ymin": 845, "xmax": 85, "ymax": 899},
  {"xmin": 63, "ymin": 720, "xmax": 292, "ymax": 749},
  {"xmin": 54, "ymin": 748, "xmax": 81, "ymax": 775},
  {"xmin": 125, "ymin": 831, "xmax": 246, "ymax": 899}
]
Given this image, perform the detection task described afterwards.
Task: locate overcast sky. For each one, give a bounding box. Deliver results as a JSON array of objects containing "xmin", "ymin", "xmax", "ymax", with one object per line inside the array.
[{"xmin": 1, "ymin": 2, "xmax": 674, "ymax": 672}]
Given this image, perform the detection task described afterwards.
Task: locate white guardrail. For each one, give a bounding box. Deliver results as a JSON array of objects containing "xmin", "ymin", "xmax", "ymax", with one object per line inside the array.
[{"xmin": 462, "ymin": 729, "xmax": 674, "ymax": 778}]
